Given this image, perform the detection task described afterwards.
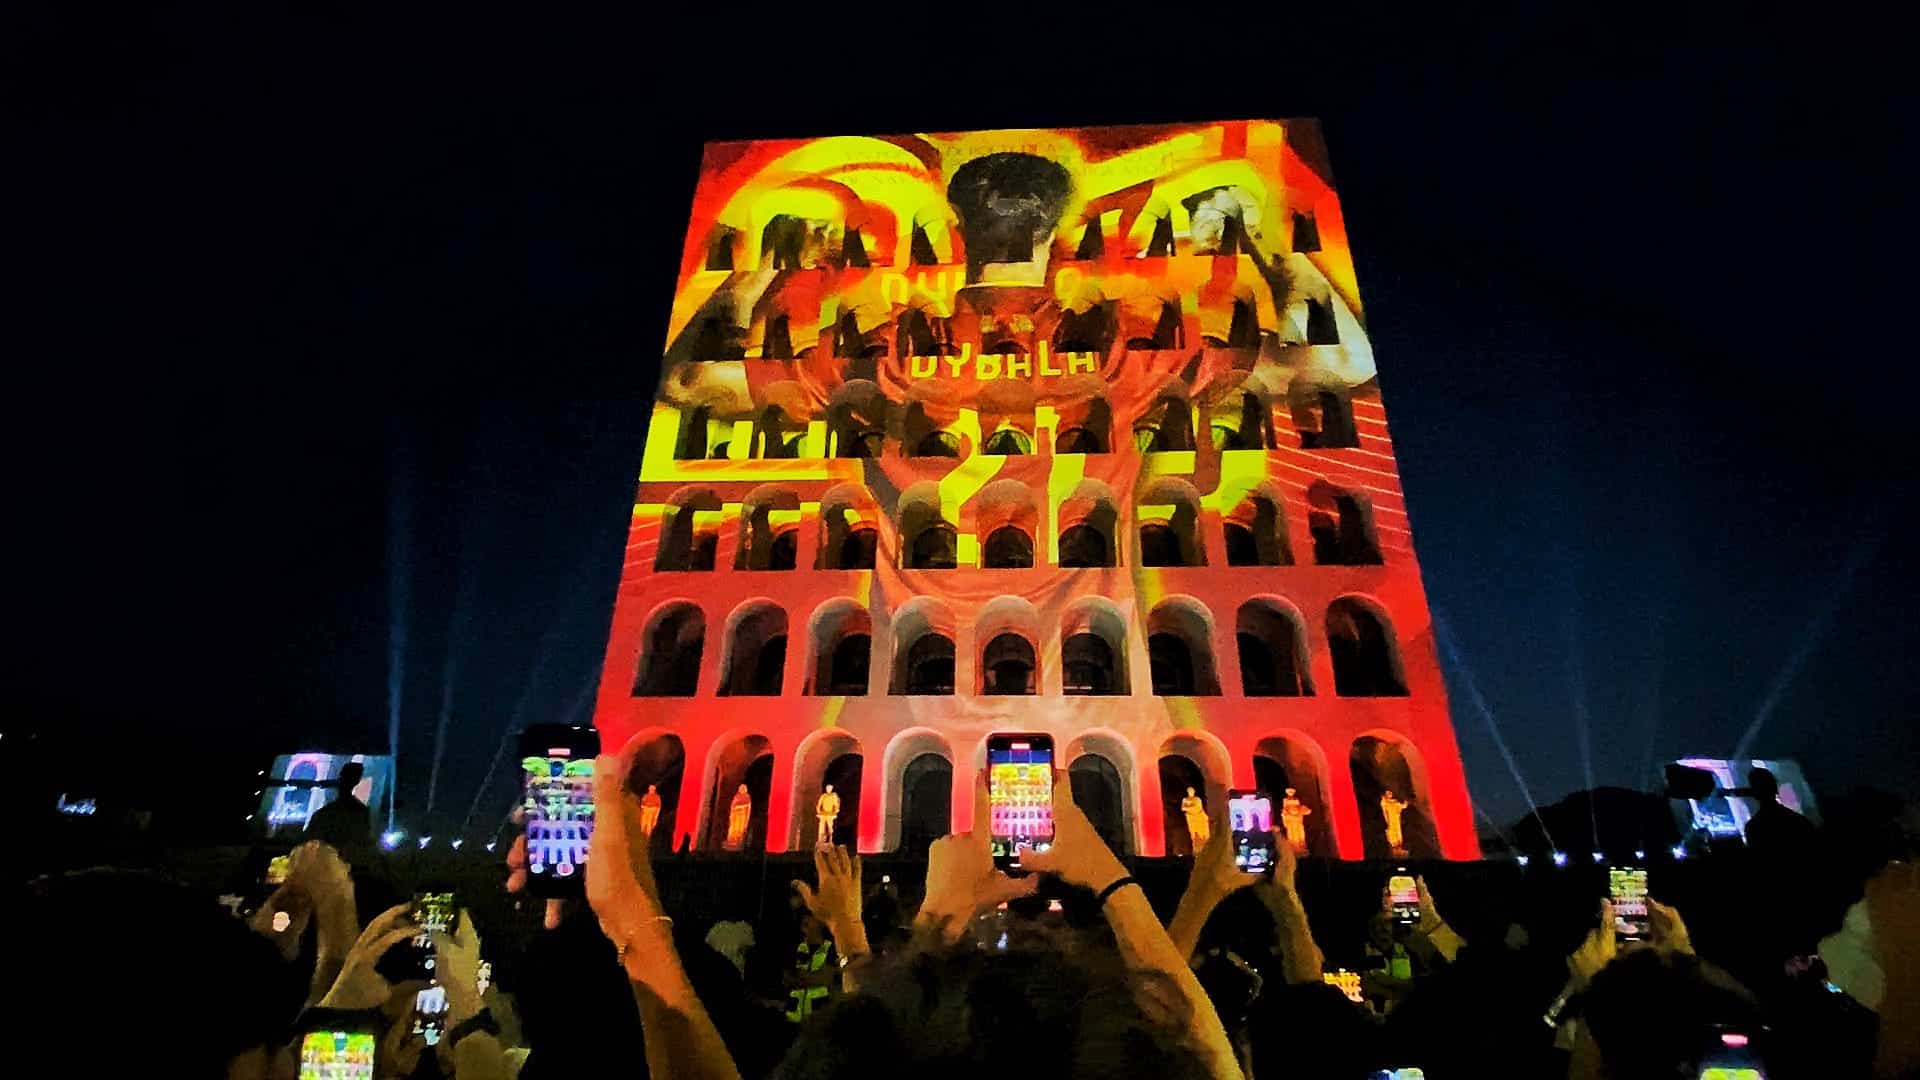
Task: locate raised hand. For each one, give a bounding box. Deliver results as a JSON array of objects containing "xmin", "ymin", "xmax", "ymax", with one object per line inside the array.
[
  {"xmin": 585, "ymin": 753, "xmax": 675, "ymax": 988},
  {"xmin": 1567, "ymin": 900, "xmax": 1618, "ymax": 986},
  {"xmin": 794, "ymin": 846, "xmax": 863, "ymax": 936},
  {"xmin": 1647, "ymin": 898, "xmax": 1692, "ymax": 956},
  {"xmin": 917, "ymin": 769, "xmax": 1040, "ymax": 940},
  {"xmin": 434, "ymin": 910, "xmax": 486, "ymax": 1025},
  {"xmin": 317, "ymin": 902, "xmax": 421, "ymax": 1011},
  {"xmin": 1017, "ymin": 771, "xmax": 1127, "ymax": 892}
]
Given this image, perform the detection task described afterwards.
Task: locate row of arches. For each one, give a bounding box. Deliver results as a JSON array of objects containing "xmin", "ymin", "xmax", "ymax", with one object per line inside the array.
[
  {"xmin": 671, "ymin": 386, "xmax": 1360, "ymax": 463},
  {"xmin": 702, "ymin": 206, "xmax": 1325, "ymax": 274},
  {"xmin": 632, "ymin": 593, "xmax": 1406, "ymax": 699},
  {"xmin": 617, "ymin": 724, "xmax": 1434, "ymax": 858},
  {"xmin": 655, "ymin": 478, "xmax": 1382, "ymax": 574}
]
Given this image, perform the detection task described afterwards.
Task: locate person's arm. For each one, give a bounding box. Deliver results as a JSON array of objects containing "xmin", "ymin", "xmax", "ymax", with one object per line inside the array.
[
  {"xmin": 1406, "ymin": 876, "xmax": 1464, "ymax": 966},
  {"xmin": 1252, "ymin": 842, "xmax": 1322, "ymax": 985},
  {"xmin": 1021, "ymin": 774, "xmax": 1245, "ymax": 1080},
  {"xmin": 1167, "ymin": 809, "xmax": 1271, "ymax": 961},
  {"xmin": 285, "ymin": 841, "xmax": 361, "ymax": 1004},
  {"xmin": 794, "ymin": 847, "xmax": 872, "ymax": 992},
  {"xmin": 912, "ymin": 771, "xmax": 1038, "ymax": 943},
  {"xmin": 586, "ymin": 752, "xmax": 742, "ymax": 1080}
]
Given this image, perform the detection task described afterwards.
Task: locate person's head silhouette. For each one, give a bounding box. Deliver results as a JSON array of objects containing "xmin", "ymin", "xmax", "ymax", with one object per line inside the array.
[
  {"xmin": 335, "ymin": 761, "xmax": 364, "ymax": 796},
  {"xmin": 1749, "ymin": 767, "xmax": 1779, "ymax": 801},
  {"xmin": 946, "ymin": 152, "xmax": 1072, "ymax": 276}
]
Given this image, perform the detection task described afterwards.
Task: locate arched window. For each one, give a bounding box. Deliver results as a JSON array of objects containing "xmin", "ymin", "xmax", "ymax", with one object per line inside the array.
[
  {"xmin": 1126, "ymin": 300, "xmax": 1184, "ymax": 350},
  {"xmin": 899, "ymin": 751, "xmax": 951, "ymax": 852},
  {"xmin": 753, "ymin": 407, "xmax": 800, "ymax": 460},
  {"xmin": 1059, "ymin": 523, "xmax": 1112, "ymax": 568},
  {"xmin": 1073, "ymin": 221, "xmax": 1104, "ymax": 261},
  {"xmin": 902, "ymin": 634, "xmax": 955, "ymax": 695},
  {"xmin": 1237, "ymin": 600, "xmax": 1312, "ymax": 696},
  {"xmin": 656, "ymin": 491, "xmax": 720, "ymax": 572},
  {"xmin": 1350, "ymin": 736, "xmax": 1435, "ymax": 857},
  {"xmin": 675, "ymin": 406, "xmax": 713, "ymax": 460},
  {"xmin": 633, "ymin": 604, "xmax": 704, "ymax": 697},
  {"xmin": 842, "ymin": 227, "xmax": 869, "ymax": 268},
  {"xmin": 718, "ymin": 604, "xmax": 787, "ymax": 697},
  {"xmin": 1134, "ymin": 398, "xmax": 1194, "ymax": 452},
  {"xmin": 761, "ymin": 314, "xmax": 793, "ymax": 360},
  {"xmin": 1210, "ymin": 392, "xmax": 1274, "ymax": 451},
  {"xmin": 1148, "ymin": 600, "xmax": 1219, "ymax": 696},
  {"xmin": 1139, "ymin": 524, "xmax": 1183, "ymax": 567},
  {"xmin": 983, "ymin": 428, "xmax": 1031, "ymax": 456},
  {"xmin": 767, "ymin": 529, "xmax": 797, "ymax": 571},
  {"xmin": 982, "ymin": 525, "xmax": 1033, "ymax": 569},
  {"xmin": 1305, "ymin": 298, "xmax": 1339, "ymax": 344},
  {"xmin": 1054, "ymin": 304, "xmax": 1113, "ymax": 354},
  {"xmin": 704, "ymin": 227, "xmax": 737, "ymax": 271},
  {"xmin": 1063, "ymin": 633, "xmax": 1117, "ymax": 695},
  {"xmin": 1327, "ymin": 598, "xmax": 1406, "ymax": 696},
  {"xmin": 1148, "ymin": 633, "xmax": 1196, "ymax": 695},
  {"xmin": 1055, "ymin": 426, "xmax": 1104, "ymax": 453},
  {"xmin": 837, "ymin": 527, "xmax": 877, "ymax": 570},
  {"xmin": 1291, "ymin": 211, "xmax": 1321, "ymax": 253},
  {"xmin": 1307, "ymin": 481, "xmax": 1381, "ymax": 565},
  {"xmin": 1069, "ymin": 754, "xmax": 1126, "ymax": 853},
  {"xmin": 907, "ymin": 523, "xmax": 958, "ymax": 569},
  {"xmin": 1293, "ymin": 388, "xmax": 1359, "ymax": 449},
  {"xmin": 1225, "ymin": 492, "xmax": 1292, "ymax": 567},
  {"xmin": 896, "ymin": 308, "xmax": 952, "ymax": 358},
  {"xmin": 823, "ymin": 634, "xmax": 871, "ymax": 695},
  {"xmin": 980, "ymin": 633, "xmax": 1036, "ymax": 695},
  {"xmin": 913, "ymin": 430, "xmax": 962, "ymax": 458}
]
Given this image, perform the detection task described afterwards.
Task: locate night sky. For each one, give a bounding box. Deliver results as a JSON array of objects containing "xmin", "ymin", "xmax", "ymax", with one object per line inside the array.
[{"xmin": 9, "ymin": 10, "xmax": 1913, "ymax": 839}]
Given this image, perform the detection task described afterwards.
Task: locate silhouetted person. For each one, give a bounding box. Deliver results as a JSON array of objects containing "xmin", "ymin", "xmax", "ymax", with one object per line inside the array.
[
  {"xmin": 1744, "ymin": 767, "xmax": 1817, "ymax": 858},
  {"xmin": 304, "ymin": 761, "xmax": 372, "ymax": 864}
]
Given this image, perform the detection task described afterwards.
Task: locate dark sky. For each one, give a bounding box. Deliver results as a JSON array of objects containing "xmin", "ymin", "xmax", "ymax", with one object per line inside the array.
[{"xmin": 9, "ymin": 9, "xmax": 1913, "ymax": 839}]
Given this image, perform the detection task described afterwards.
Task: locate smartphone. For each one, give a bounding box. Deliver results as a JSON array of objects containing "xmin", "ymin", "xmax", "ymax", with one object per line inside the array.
[
  {"xmin": 265, "ymin": 854, "xmax": 291, "ymax": 886},
  {"xmin": 1367, "ymin": 1070, "xmax": 1426, "ymax": 1080},
  {"xmin": 1609, "ymin": 866, "xmax": 1650, "ymax": 942},
  {"xmin": 519, "ymin": 724, "xmax": 601, "ymax": 896},
  {"xmin": 1323, "ymin": 968, "xmax": 1365, "ymax": 1004},
  {"xmin": 411, "ymin": 983, "xmax": 451, "ymax": 1046},
  {"xmin": 986, "ymin": 733, "xmax": 1054, "ymax": 869},
  {"xmin": 1388, "ymin": 871, "xmax": 1420, "ymax": 926},
  {"xmin": 1228, "ymin": 789, "xmax": 1275, "ymax": 874},
  {"xmin": 412, "ymin": 890, "xmax": 457, "ymax": 935},
  {"xmin": 298, "ymin": 1027, "xmax": 377, "ymax": 1080}
]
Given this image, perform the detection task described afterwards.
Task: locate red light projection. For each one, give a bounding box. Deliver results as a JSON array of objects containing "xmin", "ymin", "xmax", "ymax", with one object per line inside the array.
[{"xmin": 592, "ymin": 120, "xmax": 1479, "ymax": 860}]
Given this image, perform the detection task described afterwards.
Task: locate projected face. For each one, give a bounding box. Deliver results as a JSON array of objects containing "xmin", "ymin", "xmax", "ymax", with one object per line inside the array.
[
  {"xmin": 299, "ymin": 1031, "xmax": 375, "ymax": 1080},
  {"xmin": 521, "ymin": 751, "xmax": 596, "ymax": 881},
  {"xmin": 988, "ymin": 741, "xmax": 1054, "ymax": 858}
]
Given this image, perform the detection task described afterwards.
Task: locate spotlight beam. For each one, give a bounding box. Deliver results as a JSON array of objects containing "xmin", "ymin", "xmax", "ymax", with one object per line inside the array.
[{"xmin": 1435, "ymin": 612, "xmax": 1557, "ymax": 851}]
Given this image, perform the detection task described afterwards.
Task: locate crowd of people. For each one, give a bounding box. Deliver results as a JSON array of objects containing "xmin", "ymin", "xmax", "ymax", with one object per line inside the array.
[{"xmin": 11, "ymin": 741, "xmax": 1916, "ymax": 1078}]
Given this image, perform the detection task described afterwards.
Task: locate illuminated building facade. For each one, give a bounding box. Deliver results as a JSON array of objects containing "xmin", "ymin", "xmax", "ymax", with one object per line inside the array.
[{"xmin": 592, "ymin": 120, "xmax": 1478, "ymax": 859}]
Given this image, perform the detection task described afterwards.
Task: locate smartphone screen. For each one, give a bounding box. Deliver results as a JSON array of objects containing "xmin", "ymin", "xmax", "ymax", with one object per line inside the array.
[
  {"xmin": 519, "ymin": 724, "xmax": 601, "ymax": 896},
  {"xmin": 265, "ymin": 854, "xmax": 291, "ymax": 886},
  {"xmin": 1228, "ymin": 790, "xmax": 1275, "ymax": 873},
  {"xmin": 411, "ymin": 984, "xmax": 451, "ymax": 1046},
  {"xmin": 1609, "ymin": 867, "xmax": 1650, "ymax": 941},
  {"xmin": 1697, "ymin": 1027, "xmax": 1765, "ymax": 1078},
  {"xmin": 1389, "ymin": 872, "xmax": 1420, "ymax": 925},
  {"xmin": 412, "ymin": 890, "xmax": 456, "ymax": 934},
  {"xmin": 299, "ymin": 1030, "xmax": 376, "ymax": 1080},
  {"xmin": 987, "ymin": 734, "xmax": 1053, "ymax": 867},
  {"xmin": 1323, "ymin": 969, "xmax": 1365, "ymax": 1004},
  {"xmin": 1367, "ymin": 1070, "xmax": 1427, "ymax": 1080}
]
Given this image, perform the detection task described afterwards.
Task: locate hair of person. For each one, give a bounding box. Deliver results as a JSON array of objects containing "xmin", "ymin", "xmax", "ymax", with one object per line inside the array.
[
  {"xmin": 1581, "ymin": 948, "xmax": 1758, "ymax": 1078},
  {"xmin": 772, "ymin": 920, "xmax": 1211, "ymax": 1080},
  {"xmin": 1748, "ymin": 767, "xmax": 1778, "ymax": 798},
  {"xmin": 336, "ymin": 760, "xmax": 365, "ymax": 788}
]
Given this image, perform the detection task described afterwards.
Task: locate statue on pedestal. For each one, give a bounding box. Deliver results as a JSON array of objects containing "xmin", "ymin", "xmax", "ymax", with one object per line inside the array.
[
  {"xmin": 1181, "ymin": 786, "xmax": 1210, "ymax": 852},
  {"xmin": 725, "ymin": 783, "xmax": 752, "ymax": 851},
  {"xmin": 1280, "ymin": 787, "xmax": 1312, "ymax": 855},
  {"xmin": 639, "ymin": 784, "xmax": 663, "ymax": 836},
  {"xmin": 1381, "ymin": 790, "xmax": 1408, "ymax": 855},
  {"xmin": 815, "ymin": 784, "xmax": 840, "ymax": 847}
]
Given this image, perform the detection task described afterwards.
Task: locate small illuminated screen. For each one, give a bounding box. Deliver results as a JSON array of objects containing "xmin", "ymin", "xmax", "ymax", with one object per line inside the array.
[
  {"xmin": 413, "ymin": 891, "xmax": 456, "ymax": 934},
  {"xmin": 522, "ymin": 750, "xmax": 596, "ymax": 879},
  {"xmin": 1609, "ymin": 868, "xmax": 1649, "ymax": 935},
  {"xmin": 1367, "ymin": 1068, "xmax": 1426, "ymax": 1079},
  {"xmin": 1323, "ymin": 969, "xmax": 1365, "ymax": 1004},
  {"xmin": 300, "ymin": 1030, "xmax": 374, "ymax": 1080},
  {"xmin": 1388, "ymin": 875, "xmax": 1419, "ymax": 907},
  {"xmin": 413, "ymin": 984, "xmax": 450, "ymax": 1045},
  {"xmin": 988, "ymin": 741, "xmax": 1053, "ymax": 858},
  {"xmin": 265, "ymin": 855, "xmax": 291, "ymax": 885},
  {"xmin": 1229, "ymin": 793, "xmax": 1273, "ymax": 872}
]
